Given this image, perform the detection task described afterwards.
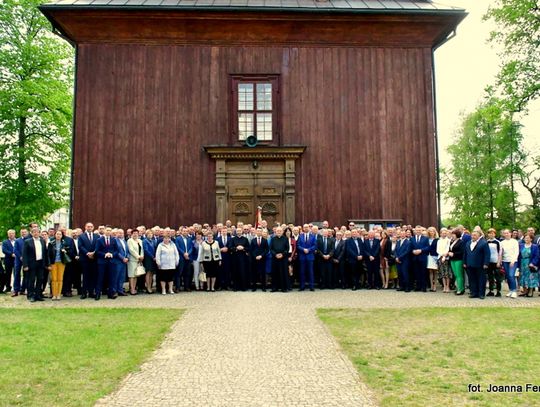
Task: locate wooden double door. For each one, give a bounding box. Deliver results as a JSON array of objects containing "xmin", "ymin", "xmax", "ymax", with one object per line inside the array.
[{"xmin": 226, "ymin": 161, "xmax": 285, "ymax": 226}]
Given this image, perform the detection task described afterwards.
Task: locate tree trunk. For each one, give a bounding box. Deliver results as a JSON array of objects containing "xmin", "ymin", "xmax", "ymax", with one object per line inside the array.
[{"xmin": 16, "ymin": 116, "xmax": 27, "ymax": 205}]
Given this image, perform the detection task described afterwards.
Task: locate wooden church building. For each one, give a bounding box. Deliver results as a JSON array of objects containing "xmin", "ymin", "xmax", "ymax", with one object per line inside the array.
[{"xmin": 40, "ymin": 0, "xmax": 466, "ymax": 228}]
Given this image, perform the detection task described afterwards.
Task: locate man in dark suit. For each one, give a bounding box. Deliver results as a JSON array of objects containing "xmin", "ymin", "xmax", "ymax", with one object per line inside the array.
[
  {"xmin": 78, "ymin": 222, "xmax": 98, "ymax": 299},
  {"xmin": 410, "ymin": 226, "xmax": 431, "ymax": 292},
  {"xmin": 297, "ymin": 224, "xmax": 317, "ymax": 291},
  {"xmin": 175, "ymin": 227, "xmax": 193, "ymax": 292},
  {"xmin": 345, "ymin": 229, "xmax": 364, "ymax": 291},
  {"xmin": 250, "ymin": 228, "xmax": 269, "ymax": 291},
  {"xmin": 463, "ymin": 230, "xmax": 491, "ymax": 299},
  {"xmin": 332, "ymin": 231, "xmax": 346, "ymax": 288},
  {"xmin": 1, "ymin": 229, "xmax": 17, "ymax": 294},
  {"xmin": 317, "ymin": 228, "xmax": 334, "ymax": 289},
  {"xmin": 66, "ymin": 228, "xmax": 82, "ymax": 295},
  {"xmin": 395, "ymin": 229, "xmax": 412, "ymax": 292},
  {"xmin": 22, "ymin": 227, "xmax": 49, "ymax": 302},
  {"xmin": 94, "ymin": 227, "xmax": 116, "ymax": 301},
  {"xmin": 363, "ymin": 231, "xmax": 381, "ymax": 289},
  {"xmin": 217, "ymin": 227, "xmax": 232, "ymax": 290},
  {"xmin": 112, "ymin": 228, "xmax": 129, "ymax": 298},
  {"xmin": 12, "ymin": 228, "xmax": 28, "ymax": 296}
]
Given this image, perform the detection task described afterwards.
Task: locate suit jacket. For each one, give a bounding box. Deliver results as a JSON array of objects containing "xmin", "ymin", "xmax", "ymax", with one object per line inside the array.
[
  {"xmin": 22, "ymin": 237, "xmax": 49, "ymax": 269},
  {"xmin": 78, "ymin": 232, "xmax": 99, "ymax": 262},
  {"xmin": 175, "ymin": 236, "xmax": 193, "ymax": 259},
  {"xmin": 250, "ymin": 237, "xmax": 269, "ymax": 260},
  {"xmin": 409, "ymin": 235, "xmax": 431, "ymax": 262},
  {"xmin": 463, "ymin": 238, "xmax": 491, "ymax": 268},
  {"xmin": 14, "ymin": 237, "xmax": 25, "ymax": 263},
  {"xmin": 114, "ymin": 238, "xmax": 130, "ymax": 265},
  {"xmin": 363, "ymin": 238, "xmax": 381, "ymax": 260},
  {"xmin": 448, "ymin": 238, "xmax": 464, "ymax": 261},
  {"xmin": 333, "ymin": 239, "xmax": 346, "ymax": 262},
  {"xmin": 345, "ymin": 238, "xmax": 363, "ymax": 264},
  {"xmin": 95, "ymin": 236, "xmax": 117, "ymax": 265},
  {"xmin": 395, "ymin": 238, "xmax": 412, "ymax": 263},
  {"xmin": 317, "ymin": 236, "xmax": 335, "ymax": 259},
  {"xmin": 297, "ymin": 233, "xmax": 317, "ymax": 261},
  {"xmin": 2, "ymin": 239, "xmax": 16, "ymax": 266},
  {"xmin": 217, "ymin": 235, "xmax": 232, "ymax": 259}
]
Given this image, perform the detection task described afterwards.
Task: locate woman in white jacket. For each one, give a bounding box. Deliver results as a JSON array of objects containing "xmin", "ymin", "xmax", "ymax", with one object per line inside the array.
[
  {"xmin": 156, "ymin": 235, "xmax": 179, "ymax": 295},
  {"xmin": 127, "ymin": 230, "xmax": 144, "ymax": 295}
]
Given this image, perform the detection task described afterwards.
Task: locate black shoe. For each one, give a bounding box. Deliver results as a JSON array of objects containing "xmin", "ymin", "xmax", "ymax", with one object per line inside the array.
[
  {"xmin": 118, "ymin": 292, "xmax": 127, "ymax": 296},
  {"xmin": 299, "ymin": 288, "xmax": 305, "ymax": 292},
  {"xmin": 309, "ymin": 288, "xmax": 314, "ymax": 292},
  {"xmin": 495, "ymin": 292, "xmax": 502, "ymax": 297},
  {"xmin": 486, "ymin": 291, "xmax": 494, "ymax": 297},
  {"xmin": 405, "ymin": 289, "xmax": 411, "ymax": 292},
  {"xmin": 352, "ymin": 287, "xmax": 357, "ymax": 291},
  {"xmin": 469, "ymin": 295, "xmax": 478, "ymax": 298},
  {"xmin": 29, "ymin": 298, "xmax": 36, "ymax": 303},
  {"xmin": 455, "ymin": 291, "xmax": 464, "ymax": 296},
  {"xmin": 262, "ymin": 288, "xmax": 266, "ymax": 292},
  {"xmin": 251, "ymin": 289, "xmax": 257, "ymax": 292},
  {"xmin": 95, "ymin": 294, "xmax": 101, "ymax": 301},
  {"xmin": 35, "ymin": 297, "xmax": 44, "ymax": 302},
  {"xmin": 479, "ymin": 296, "xmax": 485, "ymax": 299},
  {"xmin": 89, "ymin": 293, "xmax": 96, "ymax": 299},
  {"xmin": 80, "ymin": 294, "xmax": 87, "ymax": 299}
]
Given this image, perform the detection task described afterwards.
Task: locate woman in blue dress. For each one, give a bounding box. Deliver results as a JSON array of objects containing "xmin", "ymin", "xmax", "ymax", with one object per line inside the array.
[{"xmin": 518, "ymin": 235, "xmax": 539, "ymax": 297}]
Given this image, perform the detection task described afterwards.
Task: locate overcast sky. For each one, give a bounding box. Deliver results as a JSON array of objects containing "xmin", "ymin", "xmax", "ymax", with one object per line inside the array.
[{"xmin": 434, "ymin": 0, "xmax": 539, "ymax": 215}]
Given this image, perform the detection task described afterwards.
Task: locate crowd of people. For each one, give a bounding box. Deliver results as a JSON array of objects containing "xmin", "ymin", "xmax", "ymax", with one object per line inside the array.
[{"xmin": 0, "ymin": 220, "xmax": 539, "ymax": 302}]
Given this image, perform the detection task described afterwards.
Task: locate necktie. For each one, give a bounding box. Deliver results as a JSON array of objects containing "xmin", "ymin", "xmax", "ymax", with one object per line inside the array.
[
  {"xmin": 417, "ymin": 236, "xmax": 419, "ymax": 243},
  {"xmin": 370, "ymin": 240, "xmax": 373, "ymax": 248},
  {"xmin": 106, "ymin": 237, "xmax": 109, "ymax": 246},
  {"xmin": 258, "ymin": 238, "xmax": 261, "ymax": 246},
  {"xmin": 88, "ymin": 232, "xmax": 92, "ymax": 242}
]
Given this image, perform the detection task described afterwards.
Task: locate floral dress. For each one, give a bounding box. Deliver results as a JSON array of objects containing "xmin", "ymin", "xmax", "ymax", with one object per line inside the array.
[{"xmin": 520, "ymin": 246, "xmax": 539, "ymax": 288}]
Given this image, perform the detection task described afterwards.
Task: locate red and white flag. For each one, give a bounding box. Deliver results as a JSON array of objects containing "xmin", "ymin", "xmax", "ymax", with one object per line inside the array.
[{"xmin": 255, "ymin": 206, "xmax": 263, "ymax": 228}]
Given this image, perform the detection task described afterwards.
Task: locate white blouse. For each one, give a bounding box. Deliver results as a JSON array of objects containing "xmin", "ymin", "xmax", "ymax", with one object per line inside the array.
[{"xmin": 500, "ymin": 239, "xmax": 519, "ymax": 263}]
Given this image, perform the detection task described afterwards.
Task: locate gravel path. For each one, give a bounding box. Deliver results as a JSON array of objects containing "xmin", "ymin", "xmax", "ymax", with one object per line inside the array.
[{"xmin": 2, "ymin": 289, "xmax": 538, "ymax": 407}]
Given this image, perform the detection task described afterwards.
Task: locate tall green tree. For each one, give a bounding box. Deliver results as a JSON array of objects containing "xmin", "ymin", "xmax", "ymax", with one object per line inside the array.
[
  {"xmin": 484, "ymin": 0, "xmax": 540, "ymax": 113},
  {"xmin": 0, "ymin": 0, "xmax": 73, "ymax": 236},
  {"xmin": 443, "ymin": 98, "xmax": 524, "ymax": 230},
  {"xmin": 519, "ymin": 153, "xmax": 540, "ymax": 228}
]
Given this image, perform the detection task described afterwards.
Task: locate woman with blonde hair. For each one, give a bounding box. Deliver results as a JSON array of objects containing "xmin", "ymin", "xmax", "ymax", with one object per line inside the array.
[
  {"xmin": 437, "ymin": 228, "xmax": 451, "ymax": 293},
  {"xmin": 426, "ymin": 227, "xmax": 439, "ymax": 292},
  {"xmin": 198, "ymin": 232, "xmax": 222, "ymax": 292},
  {"xmin": 127, "ymin": 229, "xmax": 144, "ymax": 295}
]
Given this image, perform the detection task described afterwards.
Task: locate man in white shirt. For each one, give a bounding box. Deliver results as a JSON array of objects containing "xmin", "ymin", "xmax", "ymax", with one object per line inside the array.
[{"xmin": 22, "ymin": 227, "xmax": 49, "ymax": 302}]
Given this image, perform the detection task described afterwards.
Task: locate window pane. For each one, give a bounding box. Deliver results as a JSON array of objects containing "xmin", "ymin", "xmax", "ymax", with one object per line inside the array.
[
  {"xmin": 256, "ymin": 113, "xmax": 272, "ymax": 141},
  {"xmin": 238, "ymin": 83, "xmax": 253, "ymax": 110},
  {"xmin": 256, "ymin": 83, "xmax": 272, "ymax": 110},
  {"xmin": 238, "ymin": 113, "xmax": 253, "ymax": 140}
]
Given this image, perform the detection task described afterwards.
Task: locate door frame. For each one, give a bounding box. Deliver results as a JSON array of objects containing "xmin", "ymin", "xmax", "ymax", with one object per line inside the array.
[{"xmin": 204, "ymin": 146, "xmax": 305, "ymax": 225}]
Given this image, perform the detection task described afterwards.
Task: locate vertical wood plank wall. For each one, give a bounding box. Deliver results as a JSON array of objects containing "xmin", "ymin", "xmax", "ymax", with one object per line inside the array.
[{"xmin": 73, "ymin": 44, "xmax": 437, "ymax": 228}]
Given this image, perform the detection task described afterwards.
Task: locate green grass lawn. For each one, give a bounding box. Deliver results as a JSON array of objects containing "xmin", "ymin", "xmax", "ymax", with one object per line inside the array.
[
  {"xmin": 319, "ymin": 308, "xmax": 540, "ymax": 407},
  {"xmin": 0, "ymin": 308, "xmax": 182, "ymax": 407}
]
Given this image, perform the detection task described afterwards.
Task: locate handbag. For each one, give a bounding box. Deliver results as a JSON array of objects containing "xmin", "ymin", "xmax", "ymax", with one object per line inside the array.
[
  {"xmin": 199, "ymin": 263, "xmax": 207, "ymax": 282},
  {"xmin": 135, "ymin": 263, "xmax": 146, "ymax": 276}
]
